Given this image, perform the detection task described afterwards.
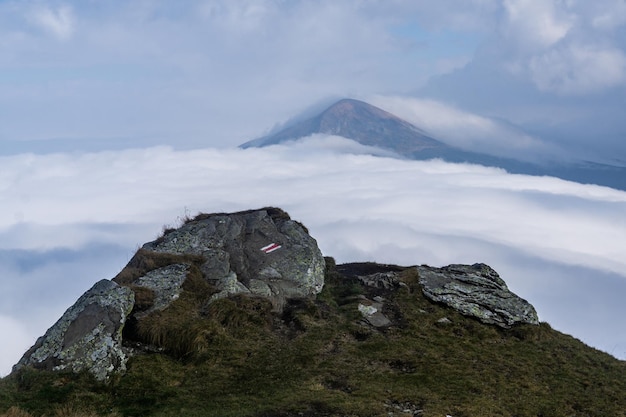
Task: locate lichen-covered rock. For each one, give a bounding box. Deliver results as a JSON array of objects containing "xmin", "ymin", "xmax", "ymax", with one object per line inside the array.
[
  {"xmin": 417, "ymin": 263, "xmax": 538, "ymax": 328},
  {"xmin": 358, "ymin": 297, "xmax": 391, "ymax": 328},
  {"xmin": 134, "ymin": 264, "xmax": 189, "ymax": 317},
  {"xmin": 142, "ymin": 208, "xmax": 325, "ymax": 309},
  {"xmin": 356, "ymin": 271, "xmax": 406, "ymax": 290},
  {"xmin": 14, "ymin": 280, "xmax": 134, "ymax": 381}
]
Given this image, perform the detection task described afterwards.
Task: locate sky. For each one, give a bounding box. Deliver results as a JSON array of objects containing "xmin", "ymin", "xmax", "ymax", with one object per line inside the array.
[
  {"xmin": 1, "ymin": 0, "xmax": 626, "ymax": 159},
  {"xmin": 1, "ymin": 0, "xmax": 626, "ymax": 375}
]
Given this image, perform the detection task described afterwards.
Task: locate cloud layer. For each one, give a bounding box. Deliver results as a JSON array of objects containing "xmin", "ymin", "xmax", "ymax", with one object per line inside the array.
[
  {"xmin": 1, "ymin": 141, "xmax": 625, "ymax": 375},
  {"xmin": 500, "ymin": 0, "xmax": 626, "ymax": 95}
]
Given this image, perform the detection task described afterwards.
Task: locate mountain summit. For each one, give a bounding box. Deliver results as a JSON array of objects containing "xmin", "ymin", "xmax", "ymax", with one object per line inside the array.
[
  {"xmin": 3, "ymin": 208, "xmax": 626, "ymax": 417},
  {"xmin": 12, "ymin": 208, "xmax": 537, "ymax": 383},
  {"xmin": 240, "ymin": 98, "xmax": 445, "ymax": 156}
]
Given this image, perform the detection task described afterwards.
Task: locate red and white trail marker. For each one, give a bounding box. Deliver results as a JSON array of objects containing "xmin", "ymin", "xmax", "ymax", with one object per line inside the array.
[{"xmin": 260, "ymin": 243, "xmax": 282, "ymax": 254}]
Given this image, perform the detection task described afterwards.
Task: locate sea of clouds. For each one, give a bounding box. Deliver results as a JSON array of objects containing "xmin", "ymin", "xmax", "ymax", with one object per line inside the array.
[{"xmin": 1, "ymin": 136, "xmax": 625, "ymax": 375}]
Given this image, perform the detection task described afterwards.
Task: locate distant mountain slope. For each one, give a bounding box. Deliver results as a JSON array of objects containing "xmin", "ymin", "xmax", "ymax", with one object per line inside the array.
[
  {"xmin": 241, "ymin": 98, "xmax": 626, "ymax": 191},
  {"xmin": 240, "ymin": 98, "xmax": 446, "ymax": 155}
]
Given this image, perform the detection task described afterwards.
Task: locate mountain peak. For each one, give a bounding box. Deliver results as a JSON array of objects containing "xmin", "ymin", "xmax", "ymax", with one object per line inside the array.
[
  {"xmin": 320, "ymin": 98, "xmax": 403, "ymax": 121},
  {"xmin": 240, "ymin": 98, "xmax": 445, "ymax": 155}
]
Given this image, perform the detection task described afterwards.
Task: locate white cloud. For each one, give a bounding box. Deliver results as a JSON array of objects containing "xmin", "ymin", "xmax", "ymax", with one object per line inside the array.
[
  {"xmin": 29, "ymin": 4, "xmax": 75, "ymax": 40},
  {"xmin": 367, "ymin": 95, "xmax": 560, "ymax": 160},
  {"xmin": 3, "ymin": 143, "xmax": 625, "ymax": 270},
  {"xmin": 493, "ymin": 0, "xmax": 626, "ymax": 95},
  {"xmin": 363, "ymin": 0, "xmax": 499, "ymax": 32},
  {"xmin": 197, "ymin": 0, "xmax": 276, "ymax": 34},
  {"xmin": 503, "ymin": 0, "xmax": 574, "ymax": 49},
  {"xmin": 529, "ymin": 43, "xmax": 626, "ymax": 94},
  {"xmin": 1, "ymin": 144, "xmax": 626, "ymax": 375},
  {"xmin": 586, "ymin": 0, "xmax": 626, "ymax": 31}
]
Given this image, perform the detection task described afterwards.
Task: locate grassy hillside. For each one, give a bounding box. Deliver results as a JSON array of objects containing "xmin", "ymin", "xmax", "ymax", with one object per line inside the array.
[{"xmin": 1, "ymin": 258, "xmax": 625, "ymax": 417}]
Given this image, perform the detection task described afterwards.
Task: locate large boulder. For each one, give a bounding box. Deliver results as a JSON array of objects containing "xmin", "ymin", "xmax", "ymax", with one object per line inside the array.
[
  {"xmin": 13, "ymin": 208, "xmax": 325, "ymax": 381},
  {"xmin": 14, "ymin": 280, "xmax": 134, "ymax": 381},
  {"xmin": 141, "ymin": 207, "xmax": 325, "ymax": 309},
  {"xmin": 417, "ymin": 263, "xmax": 539, "ymax": 327}
]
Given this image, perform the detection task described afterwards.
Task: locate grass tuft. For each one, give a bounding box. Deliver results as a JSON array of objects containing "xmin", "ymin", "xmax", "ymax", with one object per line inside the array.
[
  {"xmin": 112, "ymin": 249, "xmax": 205, "ymax": 286},
  {"xmin": 1, "ymin": 407, "xmax": 33, "ymax": 417}
]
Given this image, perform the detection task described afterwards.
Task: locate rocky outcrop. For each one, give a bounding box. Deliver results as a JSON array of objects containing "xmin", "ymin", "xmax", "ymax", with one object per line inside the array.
[
  {"xmin": 13, "ymin": 208, "xmax": 540, "ymax": 384},
  {"xmin": 141, "ymin": 208, "xmax": 325, "ymax": 309},
  {"xmin": 14, "ymin": 280, "xmax": 134, "ymax": 381},
  {"xmin": 347, "ymin": 262, "xmax": 538, "ymax": 329},
  {"xmin": 356, "ymin": 271, "xmax": 408, "ymax": 291},
  {"xmin": 14, "ymin": 208, "xmax": 325, "ymax": 381},
  {"xmin": 417, "ymin": 263, "xmax": 538, "ymax": 328}
]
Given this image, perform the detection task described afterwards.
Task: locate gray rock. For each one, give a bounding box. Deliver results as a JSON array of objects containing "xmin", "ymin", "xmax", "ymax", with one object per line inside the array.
[
  {"xmin": 134, "ymin": 264, "xmax": 189, "ymax": 317},
  {"xmin": 143, "ymin": 208, "xmax": 325, "ymax": 309},
  {"xmin": 13, "ymin": 208, "xmax": 325, "ymax": 380},
  {"xmin": 357, "ymin": 271, "xmax": 404, "ymax": 290},
  {"xmin": 358, "ymin": 297, "xmax": 392, "ymax": 328},
  {"xmin": 14, "ymin": 280, "xmax": 134, "ymax": 381},
  {"xmin": 417, "ymin": 263, "xmax": 538, "ymax": 328}
]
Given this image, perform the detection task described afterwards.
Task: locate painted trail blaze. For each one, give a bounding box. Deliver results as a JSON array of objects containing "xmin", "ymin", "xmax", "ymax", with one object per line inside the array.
[{"xmin": 260, "ymin": 243, "xmax": 282, "ymax": 254}]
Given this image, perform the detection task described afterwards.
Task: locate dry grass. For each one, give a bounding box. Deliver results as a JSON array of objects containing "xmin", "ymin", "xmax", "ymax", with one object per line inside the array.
[
  {"xmin": 131, "ymin": 267, "xmax": 216, "ymax": 357},
  {"xmin": 51, "ymin": 404, "xmax": 118, "ymax": 417},
  {"xmin": 397, "ymin": 267, "xmax": 420, "ymax": 292},
  {"xmin": 0, "ymin": 405, "xmax": 120, "ymax": 417},
  {"xmin": 112, "ymin": 249, "xmax": 205, "ymax": 286},
  {"xmin": 1, "ymin": 407, "xmax": 33, "ymax": 417},
  {"xmin": 127, "ymin": 285, "xmax": 155, "ymax": 312}
]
